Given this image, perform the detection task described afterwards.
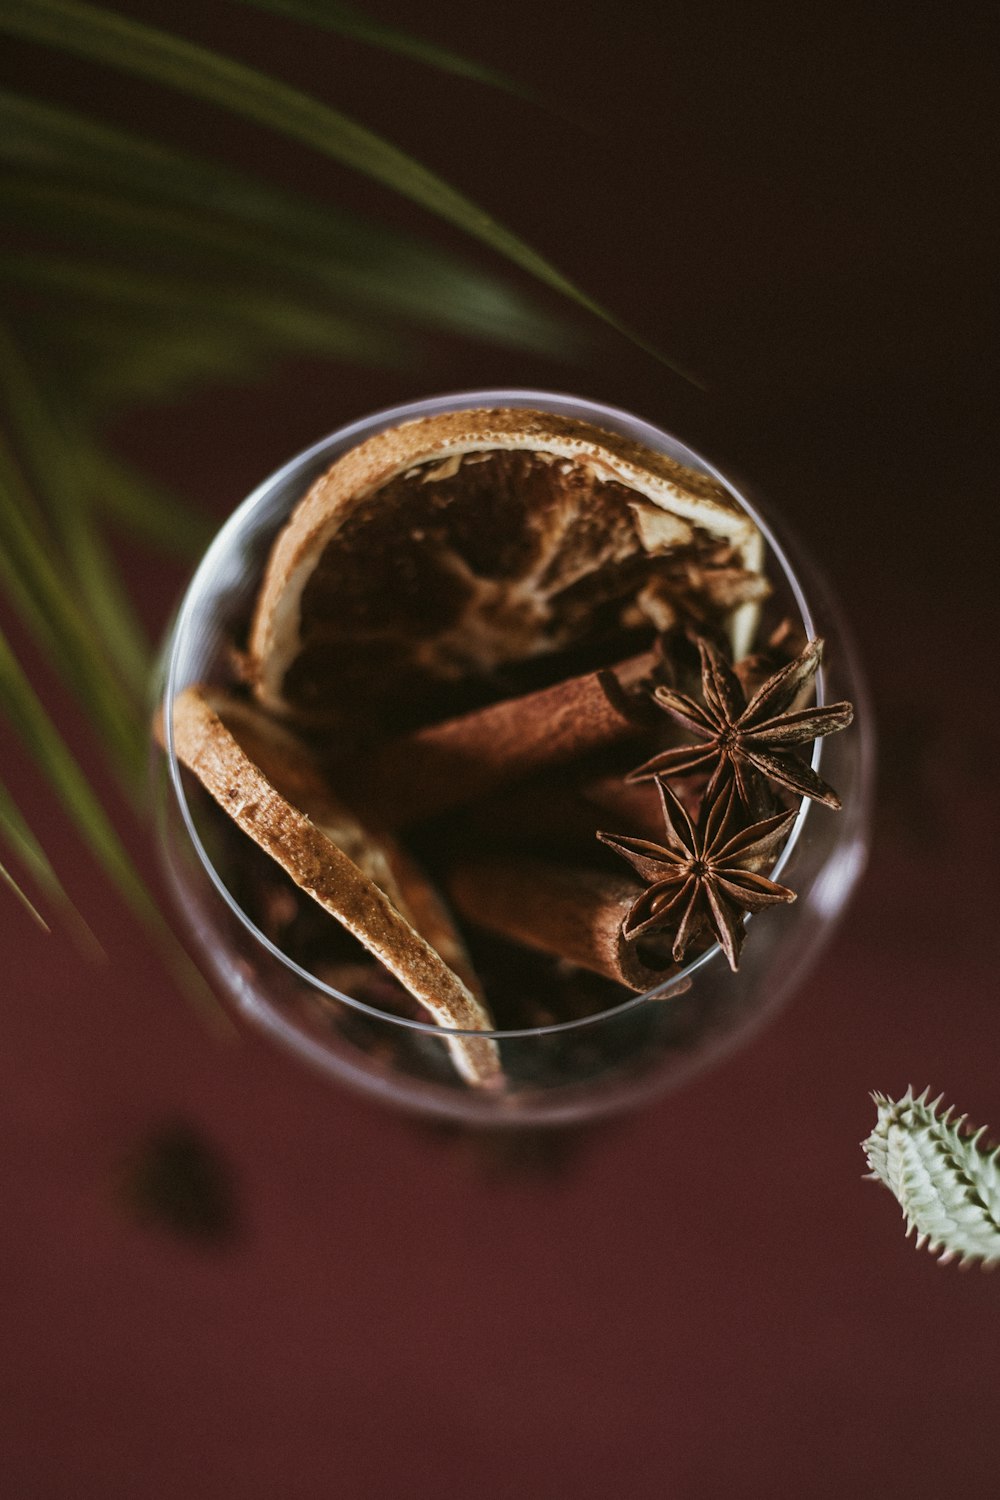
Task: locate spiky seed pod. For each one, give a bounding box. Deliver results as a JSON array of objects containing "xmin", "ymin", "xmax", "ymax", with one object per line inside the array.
[{"xmin": 862, "ymin": 1088, "xmax": 1000, "ymax": 1268}]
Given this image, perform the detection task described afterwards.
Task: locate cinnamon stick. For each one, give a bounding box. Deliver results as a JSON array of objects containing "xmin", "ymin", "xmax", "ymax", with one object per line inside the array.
[
  {"xmin": 447, "ymin": 857, "xmax": 678, "ymax": 993},
  {"xmin": 332, "ymin": 652, "xmax": 656, "ymax": 829},
  {"xmin": 453, "ymin": 770, "xmax": 668, "ymax": 856},
  {"xmin": 579, "ymin": 774, "xmax": 671, "ymax": 841}
]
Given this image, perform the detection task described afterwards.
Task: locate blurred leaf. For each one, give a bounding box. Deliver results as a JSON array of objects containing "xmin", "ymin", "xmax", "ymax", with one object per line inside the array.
[
  {"xmin": 1, "ymin": 254, "xmax": 411, "ymax": 371},
  {"xmin": 0, "ymin": 89, "xmax": 577, "ymax": 356},
  {"xmin": 0, "ymin": 87, "xmax": 482, "ymax": 264},
  {"xmin": 0, "ymin": 0, "xmax": 691, "ymax": 379},
  {"xmin": 0, "ymin": 774, "xmax": 101, "ymax": 950},
  {"xmin": 236, "ymin": 0, "xmax": 542, "ymax": 103},
  {"xmin": 79, "ymin": 445, "xmax": 216, "ymax": 560},
  {"xmin": 0, "ymin": 428, "xmax": 143, "ymax": 785},
  {"xmin": 0, "ymin": 0, "xmax": 670, "ymax": 986},
  {"xmin": 0, "ymin": 324, "xmax": 150, "ymax": 702},
  {"xmin": 0, "ymin": 623, "xmax": 229, "ymax": 1025},
  {"xmin": 0, "ymin": 782, "xmax": 55, "ymax": 898},
  {"xmin": 20, "ymin": 307, "xmax": 278, "ymax": 411},
  {"xmin": 48, "ymin": 431, "xmax": 152, "ymax": 699},
  {"xmin": 0, "ymin": 622, "xmax": 150, "ymax": 908},
  {"xmin": 0, "ymin": 855, "xmax": 49, "ymax": 930},
  {"xmin": 0, "ymin": 174, "xmax": 576, "ymax": 356}
]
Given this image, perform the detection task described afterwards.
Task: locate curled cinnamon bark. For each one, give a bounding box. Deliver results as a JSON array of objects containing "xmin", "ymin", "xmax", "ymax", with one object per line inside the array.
[
  {"xmin": 169, "ymin": 686, "xmax": 500, "ymax": 1087},
  {"xmin": 447, "ymin": 857, "xmax": 680, "ymax": 993},
  {"xmin": 452, "ymin": 771, "xmax": 668, "ymax": 857},
  {"xmin": 332, "ymin": 652, "xmax": 656, "ymax": 829}
]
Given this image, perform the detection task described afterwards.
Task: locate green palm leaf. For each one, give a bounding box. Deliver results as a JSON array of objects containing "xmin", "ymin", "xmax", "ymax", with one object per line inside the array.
[
  {"xmin": 0, "ymin": 174, "xmax": 574, "ymax": 356},
  {"xmin": 78, "ymin": 445, "xmax": 215, "ymax": 562},
  {"xmin": 0, "ymin": 0, "xmax": 689, "ymax": 377},
  {"xmin": 0, "ymin": 775, "xmax": 100, "ymax": 949},
  {"xmin": 0, "ymin": 328, "xmax": 151, "ymax": 700},
  {"xmin": 0, "ymin": 425, "xmax": 143, "ymax": 788},
  {"xmin": 0, "ymin": 623, "xmax": 151, "ymax": 910},
  {"xmin": 0, "ymin": 89, "xmax": 574, "ymax": 357},
  {"xmin": 0, "ymin": 624, "xmax": 228, "ymax": 1024},
  {"xmin": 0, "ymin": 1, "xmax": 689, "ymax": 1004},
  {"xmin": 235, "ymin": 0, "xmax": 541, "ymax": 102},
  {"xmin": 0, "ymin": 856, "xmax": 49, "ymax": 930},
  {"xmin": 2, "ymin": 254, "xmax": 410, "ymax": 372}
]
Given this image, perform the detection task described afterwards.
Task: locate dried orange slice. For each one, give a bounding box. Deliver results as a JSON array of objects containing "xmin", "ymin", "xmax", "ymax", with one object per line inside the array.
[
  {"xmin": 247, "ymin": 408, "xmax": 767, "ymax": 733},
  {"xmin": 170, "ymin": 685, "xmax": 499, "ymax": 1086}
]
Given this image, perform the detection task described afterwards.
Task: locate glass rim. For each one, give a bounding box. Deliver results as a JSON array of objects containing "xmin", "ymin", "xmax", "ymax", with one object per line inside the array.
[{"xmin": 163, "ymin": 387, "xmax": 824, "ymax": 1040}]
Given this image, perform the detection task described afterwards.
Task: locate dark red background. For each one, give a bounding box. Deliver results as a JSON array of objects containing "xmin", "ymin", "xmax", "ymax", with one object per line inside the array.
[{"xmin": 2, "ymin": 3, "xmax": 996, "ymax": 1496}]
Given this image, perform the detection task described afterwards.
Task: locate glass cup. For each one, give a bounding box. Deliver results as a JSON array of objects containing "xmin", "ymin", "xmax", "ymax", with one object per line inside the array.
[{"xmin": 153, "ymin": 390, "xmax": 874, "ymax": 1126}]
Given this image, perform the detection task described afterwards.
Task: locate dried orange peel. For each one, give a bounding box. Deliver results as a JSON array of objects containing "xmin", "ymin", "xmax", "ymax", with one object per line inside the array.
[
  {"xmin": 247, "ymin": 408, "xmax": 767, "ymax": 731},
  {"xmin": 170, "ymin": 685, "xmax": 500, "ymax": 1086}
]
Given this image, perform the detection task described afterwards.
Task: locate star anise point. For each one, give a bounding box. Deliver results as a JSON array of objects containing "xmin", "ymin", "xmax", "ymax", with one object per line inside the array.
[
  {"xmin": 634, "ymin": 634, "xmax": 853, "ymax": 811},
  {"xmin": 600, "ymin": 776, "xmax": 796, "ymax": 973}
]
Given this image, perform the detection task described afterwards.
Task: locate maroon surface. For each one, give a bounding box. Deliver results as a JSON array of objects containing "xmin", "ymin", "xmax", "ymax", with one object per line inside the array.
[{"xmin": 1, "ymin": 4, "xmax": 995, "ymax": 1497}]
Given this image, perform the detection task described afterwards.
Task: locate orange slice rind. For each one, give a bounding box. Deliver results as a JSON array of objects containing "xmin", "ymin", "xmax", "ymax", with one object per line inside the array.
[
  {"xmin": 170, "ymin": 685, "xmax": 500, "ymax": 1086},
  {"xmin": 247, "ymin": 408, "xmax": 767, "ymax": 732}
]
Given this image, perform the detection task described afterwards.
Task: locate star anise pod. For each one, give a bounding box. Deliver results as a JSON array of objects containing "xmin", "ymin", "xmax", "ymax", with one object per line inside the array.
[
  {"xmin": 628, "ymin": 635, "xmax": 854, "ymax": 808},
  {"xmin": 597, "ymin": 778, "xmax": 797, "ymax": 971}
]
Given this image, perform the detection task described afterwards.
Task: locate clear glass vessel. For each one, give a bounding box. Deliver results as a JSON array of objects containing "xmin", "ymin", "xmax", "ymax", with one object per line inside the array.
[{"xmin": 153, "ymin": 390, "xmax": 874, "ymax": 1126}]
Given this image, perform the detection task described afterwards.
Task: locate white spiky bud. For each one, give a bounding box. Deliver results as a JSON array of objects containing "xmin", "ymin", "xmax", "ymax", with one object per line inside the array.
[{"xmin": 862, "ymin": 1088, "xmax": 1000, "ymax": 1267}]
